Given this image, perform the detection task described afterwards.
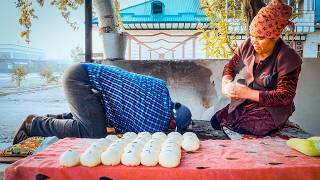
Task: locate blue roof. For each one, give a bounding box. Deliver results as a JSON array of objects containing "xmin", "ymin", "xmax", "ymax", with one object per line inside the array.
[
  {"xmin": 316, "ymin": 0, "xmax": 320, "ymax": 23},
  {"xmin": 92, "ymin": 0, "xmax": 209, "ymax": 25}
]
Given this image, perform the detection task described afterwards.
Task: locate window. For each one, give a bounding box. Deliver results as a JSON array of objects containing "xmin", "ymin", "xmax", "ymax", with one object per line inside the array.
[
  {"xmin": 317, "ymin": 44, "xmax": 320, "ymax": 58},
  {"xmin": 152, "ymin": 1, "xmax": 163, "ymax": 14}
]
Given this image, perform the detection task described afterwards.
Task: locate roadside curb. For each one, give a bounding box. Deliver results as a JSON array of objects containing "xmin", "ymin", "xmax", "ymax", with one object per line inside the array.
[{"xmin": 0, "ymin": 84, "xmax": 62, "ymax": 97}]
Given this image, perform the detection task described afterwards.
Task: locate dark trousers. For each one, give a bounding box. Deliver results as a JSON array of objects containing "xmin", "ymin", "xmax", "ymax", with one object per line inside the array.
[{"xmin": 30, "ymin": 64, "xmax": 107, "ymax": 138}]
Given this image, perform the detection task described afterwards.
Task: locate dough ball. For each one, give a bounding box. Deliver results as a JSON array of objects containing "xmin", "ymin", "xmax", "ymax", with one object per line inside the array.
[
  {"xmin": 140, "ymin": 148, "xmax": 159, "ymax": 166},
  {"xmin": 121, "ymin": 149, "xmax": 141, "ymax": 166},
  {"xmin": 137, "ymin": 132, "xmax": 152, "ymax": 142},
  {"xmin": 89, "ymin": 142, "xmax": 106, "ymax": 153},
  {"xmin": 105, "ymin": 135, "xmax": 119, "ymax": 142},
  {"xmin": 182, "ymin": 137, "xmax": 200, "ymax": 152},
  {"xmin": 124, "ymin": 142, "xmax": 143, "ymax": 153},
  {"xmin": 152, "ymin": 132, "xmax": 167, "ymax": 142},
  {"xmin": 161, "ymin": 144, "xmax": 181, "ymax": 157},
  {"xmin": 166, "ymin": 136, "xmax": 183, "ymax": 146},
  {"xmin": 132, "ymin": 138, "xmax": 147, "ymax": 147},
  {"xmin": 101, "ymin": 148, "xmax": 121, "ymax": 166},
  {"xmin": 97, "ymin": 138, "xmax": 113, "ymax": 148},
  {"xmin": 145, "ymin": 139, "xmax": 162, "ymax": 150},
  {"xmin": 161, "ymin": 140, "xmax": 181, "ymax": 149},
  {"xmin": 183, "ymin": 132, "xmax": 197, "ymax": 139},
  {"xmin": 159, "ymin": 150, "xmax": 180, "ymax": 168},
  {"xmin": 59, "ymin": 149, "xmax": 80, "ymax": 167},
  {"xmin": 167, "ymin": 132, "xmax": 183, "ymax": 142},
  {"xmin": 122, "ymin": 132, "xmax": 137, "ymax": 142},
  {"xmin": 80, "ymin": 149, "xmax": 101, "ymax": 167},
  {"xmin": 143, "ymin": 142, "xmax": 161, "ymax": 155},
  {"xmin": 224, "ymin": 82, "xmax": 235, "ymax": 95}
]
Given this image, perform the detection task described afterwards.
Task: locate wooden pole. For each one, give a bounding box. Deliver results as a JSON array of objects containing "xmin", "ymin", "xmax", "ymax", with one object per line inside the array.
[{"xmin": 85, "ymin": 0, "xmax": 93, "ymax": 62}]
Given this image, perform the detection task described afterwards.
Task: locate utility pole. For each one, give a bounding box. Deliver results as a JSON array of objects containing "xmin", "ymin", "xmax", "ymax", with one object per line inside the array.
[{"xmin": 85, "ymin": 0, "xmax": 93, "ymax": 62}]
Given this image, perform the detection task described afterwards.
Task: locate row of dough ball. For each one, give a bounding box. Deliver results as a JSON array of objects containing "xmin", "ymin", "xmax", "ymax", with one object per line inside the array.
[{"xmin": 60, "ymin": 131, "xmax": 200, "ymax": 168}]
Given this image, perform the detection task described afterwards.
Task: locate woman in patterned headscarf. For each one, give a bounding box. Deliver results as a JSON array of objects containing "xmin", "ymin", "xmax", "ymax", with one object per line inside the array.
[{"xmin": 210, "ymin": 0, "xmax": 303, "ymax": 136}]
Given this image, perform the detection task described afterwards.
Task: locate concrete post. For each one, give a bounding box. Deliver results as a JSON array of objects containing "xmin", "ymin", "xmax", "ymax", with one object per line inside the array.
[{"xmin": 93, "ymin": 0, "xmax": 127, "ymax": 60}]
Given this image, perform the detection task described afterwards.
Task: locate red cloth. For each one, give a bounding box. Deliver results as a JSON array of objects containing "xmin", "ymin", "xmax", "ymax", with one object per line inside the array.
[{"xmin": 5, "ymin": 138, "xmax": 320, "ymax": 180}]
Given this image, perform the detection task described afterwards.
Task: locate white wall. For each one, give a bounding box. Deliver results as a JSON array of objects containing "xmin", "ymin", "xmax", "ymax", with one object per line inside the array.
[{"xmin": 303, "ymin": 31, "xmax": 320, "ymax": 57}]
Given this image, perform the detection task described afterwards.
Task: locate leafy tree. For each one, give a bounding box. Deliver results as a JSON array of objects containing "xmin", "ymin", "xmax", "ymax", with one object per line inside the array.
[
  {"xmin": 199, "ymin": 0, "xmax": 265, "ymax": 58},
  {"xmin": 70, "ymin": 45, "xmax": 84, "ymax": 62},
  {"xmin": 15, "ymin": 0, "xmax": 121, "ymax": 43},
  {"xmin": 39, "ymin": 67, "xmax": 58, "ymax": 84},
  {"xmin": 199, "ymin": 0, "xmax": 300, "ymax": 58},
  {"xmin": 11, "ymin": 66, "xmax": 28, "ymax": 87}
]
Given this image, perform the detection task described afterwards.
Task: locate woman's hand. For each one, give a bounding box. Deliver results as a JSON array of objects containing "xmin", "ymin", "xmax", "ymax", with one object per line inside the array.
[{"xmin": 228, "ymin": 83, "xmax": 260, "ymax": 102}]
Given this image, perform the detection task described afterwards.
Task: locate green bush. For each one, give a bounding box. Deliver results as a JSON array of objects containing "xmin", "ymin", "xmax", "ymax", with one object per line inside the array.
[
  {"xmin": 39, "ymin": 67, "xmax": 58, "ymax": 84},
  {"xmin": 11, "ymin": 66, "xmax": 28, "ymax": 87}
]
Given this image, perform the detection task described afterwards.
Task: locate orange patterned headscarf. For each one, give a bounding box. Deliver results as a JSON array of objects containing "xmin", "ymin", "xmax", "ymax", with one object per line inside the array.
[{"xmin": 249, "ymin": 0, "xmax": 294, "ymax": 39}]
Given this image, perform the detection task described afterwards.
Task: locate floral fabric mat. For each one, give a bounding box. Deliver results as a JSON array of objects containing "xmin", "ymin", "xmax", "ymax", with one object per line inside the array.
[{"xmin": 0, "ymin": 137, "xmax": 45, "ymax": 157}]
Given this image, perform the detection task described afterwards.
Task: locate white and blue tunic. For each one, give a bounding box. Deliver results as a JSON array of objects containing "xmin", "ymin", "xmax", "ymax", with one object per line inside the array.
[{"xmin": 82, "ymin": 63, "xmax": 173, "ymax": 133}]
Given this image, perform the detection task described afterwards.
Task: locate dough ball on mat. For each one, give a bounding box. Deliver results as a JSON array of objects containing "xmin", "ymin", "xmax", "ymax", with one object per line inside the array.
[
  {"xmin": 152, "ymin": 132, "xmax": 167, "ymax": 142},
  {"xmin": 59, "ymin": 149, "xmax": 80, "ymax": 167},
  {"xmin": 159, "ymin": 150, "xmax": 180, "ymax": 168},
  {"xmin": 80, "ymin": 149, "xmax": 101, "ymax": 167},
  {"xmin": 140, "ymin": 148, "xmax": 159, "ymax": 166},
  {"xmin": 121, "ymin": 149, "xmax": 141, "ymax": 166},
  {"xmin": 122, "ymin": 132, "xmax": 137, "ymax": 142},
  {"xmin": 182, "ymin": 137, "xmax": 200, "ymax": 152},
  {"xmin": 183, "ymin": 132, "xmax": 197, "ymax": 139},
  {"xmin": 97, "ymin": 138, "xmax": 112, "ymax": 148},
  {"xmin": 105, "ymin": 135, "xmax": 119, "ymax": 142},
  {"xmin": 137, "ymin": 132, "xmax": 152, "ymax": 141},
  {"xmin": 101, "ymin": 149, "xmax": 121, "ymax": 166}
]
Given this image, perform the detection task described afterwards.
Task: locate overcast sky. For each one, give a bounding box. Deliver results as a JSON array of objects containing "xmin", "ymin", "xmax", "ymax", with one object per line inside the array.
[{"xmin": 0, "ymin": 0, "xmax": 147, "ymax": 60}]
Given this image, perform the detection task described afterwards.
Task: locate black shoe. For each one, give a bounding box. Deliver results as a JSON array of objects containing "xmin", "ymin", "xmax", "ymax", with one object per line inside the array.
[
  {"xmin": 210, "ymin": 115, "xmax": 222, "ymax": 130},
  {"xmin": 12, "ymin": 114, "xmax": 35, "ymax": 144}
]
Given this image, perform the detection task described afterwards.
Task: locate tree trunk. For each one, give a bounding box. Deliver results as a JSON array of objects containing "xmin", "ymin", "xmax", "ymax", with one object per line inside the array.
[{"xmin": 242, "ymin": 0, "xmax": 266, "ymax": 35}]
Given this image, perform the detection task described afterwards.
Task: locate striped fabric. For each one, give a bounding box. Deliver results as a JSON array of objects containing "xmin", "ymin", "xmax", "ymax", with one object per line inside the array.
[{"xmin": 82, "ymin": 63, "xmax": 173, "ymax": 133}]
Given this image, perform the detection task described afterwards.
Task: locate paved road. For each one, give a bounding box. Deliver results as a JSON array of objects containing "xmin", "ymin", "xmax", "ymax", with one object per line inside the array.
[{"xmin": 0, "ymin": 86, "xmax": 69, "ymax": 143}]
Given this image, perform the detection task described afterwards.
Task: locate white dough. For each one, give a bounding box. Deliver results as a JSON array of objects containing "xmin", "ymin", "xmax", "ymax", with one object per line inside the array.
[
  {"xmin": 97, "ymin": 138, "xmax": 113, "ymax": 148},
  {"xmin": 137, "ymin": 132, "xmax": 152, "ymax": 141},
  {"xmin": 161, "ymin": 140, "xmax": 180, "ymax": 149},
  {"xmin": 121, "ymin": 149, "xmax": 141, "ymax": 166},
  {"xmin": 223, "ymin": 82, "xmax": 235, "ymax": 95},
  {"xmin": 152, "ymin": 132, "xmax": 167, "ymax": 142},
  {"xmin": 140, "ymin": 148, "xmax": 159, "ymax": 166},
  {"xmin": 122, "ymin": 132, "xmax": 137, "ymax": 142},
  {"xmin": 124, "ymin": 142, "xmax": 143, "ymax": 153},
  {"xmin": 183, "ymin": 132, "xmax": 197, "ymax": 139},
  {"xmin": 161, "ymin": 144, "xmax": 181, "ymax": 157},
  {"xmin": 167, "ymin": 132, "xmax": 183, "ymax": 141},
  {"xmin": 80, "ymin": 148, "xmax": 101, "ymax": 167},
  {"xmin": 159, "ymin": 150, "xmax": 180, "ymax": 168},
  {"xmin": 89, "ymin": 142, "xmax": 106, "ymax": 153},
  {"xmin": 166, "ymin": 136, "xmax": 183, "ymax": 146},
  {"xmin": 132, "ymin": 138, "xmax": 147, "ymax": 147},
  {"xmin": 182, "ymin": 137, "xmax": 200, "ymax": 152},
  {"xmin": 101, "ymin": 148, "xmax": 121, "ymax": 166},
  {"xmin": 105, "ymin": 135, "xmax": 119, "ymax": 142},
  {"xmin": 59, "ymin": 149, "xmax": 80, "ymax": 167}
]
